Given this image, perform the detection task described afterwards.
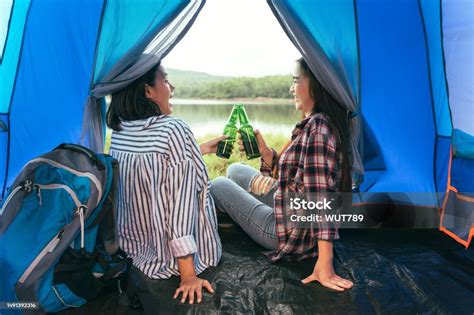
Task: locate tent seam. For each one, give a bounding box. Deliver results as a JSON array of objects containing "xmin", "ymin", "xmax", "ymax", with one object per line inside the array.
[
  {"xmin": 0, "ymin": 0, "xmax": 15, "ymax": 64},
  {"xmin": 439, "ymin": 0, "xmax": 454, "ymax": 131},
  {"xmin": 88, "ymin": 0, "xmax": 108, "ymax": 92},
  {"xmin": 2, "ymin": 0, "xmax": 33, "ymax": 198},
  {"xmin": 416, "ymin": 0, "xmax": 440, "ymax": 204}
]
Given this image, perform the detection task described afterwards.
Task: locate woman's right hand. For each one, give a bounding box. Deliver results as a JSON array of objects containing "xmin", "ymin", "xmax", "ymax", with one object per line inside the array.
[
  {"xmin": 238, "ymin": 129, "xmax": 273, "ymax": 166},
  {"xmin": 173, "ymin": 275, "xmax": 214, "ymax": 304},
  {"xmin": 238, "ymin": 129, "xmax": 273, "ymax": 163}
]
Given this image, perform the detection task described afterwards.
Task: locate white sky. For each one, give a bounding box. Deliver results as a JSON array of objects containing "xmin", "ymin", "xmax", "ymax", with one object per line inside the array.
[{"xmin": 163, "ymin": 0, "xmax": 301, "ymax": 77}]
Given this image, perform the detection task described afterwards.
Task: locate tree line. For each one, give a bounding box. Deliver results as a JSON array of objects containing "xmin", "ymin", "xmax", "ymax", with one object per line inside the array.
[{"xmin": 172, "ymin": 75, "xmax": 293, "ymax": 99}]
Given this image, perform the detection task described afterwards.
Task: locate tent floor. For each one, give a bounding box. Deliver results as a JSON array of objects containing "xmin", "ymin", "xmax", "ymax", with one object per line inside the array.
[{"xmin": 58, "ymin": 213, "xmax": 474, "ymax": 314}]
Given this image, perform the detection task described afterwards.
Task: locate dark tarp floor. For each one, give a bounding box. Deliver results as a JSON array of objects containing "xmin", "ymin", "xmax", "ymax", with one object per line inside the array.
[{"xmin": 58, "ymin": 213, "xmax": 474, "ymax": 314}]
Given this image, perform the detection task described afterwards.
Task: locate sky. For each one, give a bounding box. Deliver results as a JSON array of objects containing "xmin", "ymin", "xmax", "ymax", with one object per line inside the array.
[{"xmin": 163, "ymin": 0, "xmax": 301, "ymax": 77}]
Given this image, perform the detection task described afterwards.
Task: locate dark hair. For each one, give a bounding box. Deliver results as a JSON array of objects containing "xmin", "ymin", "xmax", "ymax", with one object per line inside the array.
[
  {"xmin": 297, "ymin": 58, "xmax": 352, "ymax": 192},
  {"xmin": 106, "ymin": 63, "xmax": 162, "ymax": 131}
]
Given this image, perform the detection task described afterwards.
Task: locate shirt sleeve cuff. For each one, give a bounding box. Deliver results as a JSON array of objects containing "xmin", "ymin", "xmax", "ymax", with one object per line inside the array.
[{"xmin": 170, "ymin": 235, "xmax": 198, "ymax": 257}]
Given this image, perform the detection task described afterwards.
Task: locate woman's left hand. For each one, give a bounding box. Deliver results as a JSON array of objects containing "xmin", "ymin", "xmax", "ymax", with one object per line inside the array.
[
  {"xmin": 302, "ymin": 258, "xmax": 353, "ymax": 291},
  {"xmin": 199, "ymin": 135, "xmax": 228, "ymax": 155}
]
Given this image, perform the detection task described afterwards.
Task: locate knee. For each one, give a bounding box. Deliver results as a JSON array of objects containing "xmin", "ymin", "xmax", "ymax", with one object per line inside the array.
[
  {"xmin": 210, "ymin": 176, "xmax": 233, "ymax": 196},
  {"xmin": 226, "ymin": 163, "xmax": 249, "ymax": 183}
]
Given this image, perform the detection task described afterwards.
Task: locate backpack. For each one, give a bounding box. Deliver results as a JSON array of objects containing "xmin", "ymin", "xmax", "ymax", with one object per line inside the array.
[{"xmin": 0, "ymin": 143, "xmax": 131, "ymax": 313}]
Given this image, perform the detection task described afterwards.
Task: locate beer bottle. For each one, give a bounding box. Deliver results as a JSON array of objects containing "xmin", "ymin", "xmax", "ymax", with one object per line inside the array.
[
  {"xmin": 237, "ymin": 105, "xmax": 261, "ymax": 160},
  {"xmin": 216, "ymin": 105, "xmax": 239, "ymax": 159}
]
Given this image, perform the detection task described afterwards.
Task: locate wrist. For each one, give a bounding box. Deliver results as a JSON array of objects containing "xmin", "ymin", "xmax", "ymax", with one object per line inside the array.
[
  {"xmin": 261, "ymin": 147, "xmax": 273, "ymax": 165},
  {"xmin": 261, "ymin": 146, "xmax": 272, "ymax": 157},
  {"xmin": 180, "ymin": 273, "xmax": 197, "ymax": 282},
  {"xmin": 199, "ymin": 143, "xmax": 208, "ymax": 155}
]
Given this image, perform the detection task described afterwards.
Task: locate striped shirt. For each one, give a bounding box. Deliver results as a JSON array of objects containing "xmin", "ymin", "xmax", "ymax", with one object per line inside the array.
[{"xmin": 109, "ymin": 115, "xmax": 222, "ymax": 279}]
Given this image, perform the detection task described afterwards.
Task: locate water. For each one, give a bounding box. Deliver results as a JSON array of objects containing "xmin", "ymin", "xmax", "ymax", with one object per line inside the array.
[{"xmin": 172, "ymin": 100, "xmax": 299, "ymax": 138}]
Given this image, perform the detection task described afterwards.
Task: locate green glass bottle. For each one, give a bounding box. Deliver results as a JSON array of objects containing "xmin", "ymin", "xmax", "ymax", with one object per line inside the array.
[
  {"xmin": 237, "ymin": 105, "xmax": 261, "ymax": 160},
  {"xmin": 216, "ymin": 105, "xmax": 239, "ymax": 159}
]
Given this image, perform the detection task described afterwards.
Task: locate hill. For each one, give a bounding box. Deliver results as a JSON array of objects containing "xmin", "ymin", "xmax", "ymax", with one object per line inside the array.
[
  {"xmin": 167, "ymin": 68, "xmax": 292, "ymax": 99},
  {"xmin": 167, "ymin": 68, "xmax": 230, "ymax": 85}
]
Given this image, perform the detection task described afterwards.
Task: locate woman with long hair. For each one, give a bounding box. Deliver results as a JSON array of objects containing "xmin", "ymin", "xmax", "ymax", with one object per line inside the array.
[
  {"xmin": 107, "ymin": 62, "xmax": 225, "ymax": 305},
  {"xmin": 210, "ymin": 58, "xmax": 354, "ymax": 291}
]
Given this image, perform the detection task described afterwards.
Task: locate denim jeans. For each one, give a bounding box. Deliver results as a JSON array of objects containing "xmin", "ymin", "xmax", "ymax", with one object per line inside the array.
[{"xmin": 210, "ymin": 163, "xmax": 279, "ymax": 250}]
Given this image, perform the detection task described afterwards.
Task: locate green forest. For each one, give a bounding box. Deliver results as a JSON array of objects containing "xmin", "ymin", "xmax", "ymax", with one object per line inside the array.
[{"xmin": 167, "ymin": 68, "xmax": 292, "ymax": 99}]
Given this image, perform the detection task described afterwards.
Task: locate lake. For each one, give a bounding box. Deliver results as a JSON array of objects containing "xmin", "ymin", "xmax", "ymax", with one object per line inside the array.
[{"xmin": 171, "ymin": 99, "xmax": 300, "ymax": 138}]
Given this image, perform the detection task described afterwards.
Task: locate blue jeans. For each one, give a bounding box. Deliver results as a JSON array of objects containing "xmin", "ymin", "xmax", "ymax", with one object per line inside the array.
[{"xmin": 210, "ymin": 163, "xmax": 279, "ymax": 250}]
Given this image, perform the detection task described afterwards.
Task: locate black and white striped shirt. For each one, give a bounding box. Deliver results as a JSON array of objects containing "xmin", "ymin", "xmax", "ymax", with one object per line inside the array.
[{"xmin": 109, "ymin": 115, "xmax": 222, "ymax": 279}]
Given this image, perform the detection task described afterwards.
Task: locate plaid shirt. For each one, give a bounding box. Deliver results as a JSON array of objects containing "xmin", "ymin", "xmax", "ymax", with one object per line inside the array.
[{"xmin": 261, "ymin": 114, "xmax": 342, "ymax": 261}]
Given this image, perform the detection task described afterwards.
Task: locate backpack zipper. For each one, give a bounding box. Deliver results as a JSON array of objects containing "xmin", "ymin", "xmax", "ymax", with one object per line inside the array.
[
  {"xmin": 0, "ymin": 186, "xmax": 23, "ymax": 216},
  {"xmin": 35, "ymin": 184, "xmax": 81, "ymax": 209},
  {"xmin": 17, "ymin": 184, "xmax": 87, "ymax": 285},
  {"xmin": 36, "ymin": 184, "xmax": 86, "ymax": 248},
  {"xmin": 18, "ymin": 229, "xmax": 64, "ymax": 284},
  {"xmin": 76, "ymin": 206, "xmax": 86, "ymax": 249},
  {"xmin": 23, "ymin": 158, "xmax": 103, "ymax": 205}
]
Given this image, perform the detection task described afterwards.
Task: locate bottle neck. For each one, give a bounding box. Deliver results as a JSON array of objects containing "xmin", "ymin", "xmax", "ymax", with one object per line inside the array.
[
  {"xmin": 238, "ymin": 107, "xmax": 250, "ymax": 125},
  {"xmin": 226, "ymin": 106, "xmax": 240, "ymax": 125}
]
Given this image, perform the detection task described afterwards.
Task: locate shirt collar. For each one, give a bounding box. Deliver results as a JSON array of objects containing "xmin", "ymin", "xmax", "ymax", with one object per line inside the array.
[
  {"xmin": 291, "ymin": 116, "xmax": 312, "ymax": 139},
  {"xmin": 119, "ymin": 115, "xmax": 167, "ymax": 130}
]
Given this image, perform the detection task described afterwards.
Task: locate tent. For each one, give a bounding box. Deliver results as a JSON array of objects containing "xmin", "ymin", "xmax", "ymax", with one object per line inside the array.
[
  {"xmin": 0, "ymin": 0, "xmax": 473, "ymax": 312},
  {"xmin": 1, "ymin": 0, "xmax": 471, "ymax": 246}
]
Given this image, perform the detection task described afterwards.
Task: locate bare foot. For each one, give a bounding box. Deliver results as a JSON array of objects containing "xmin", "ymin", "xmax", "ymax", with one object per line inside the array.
[{"xmin": 301, "ymin": 259, "xmax": 353, "ymax": 291}]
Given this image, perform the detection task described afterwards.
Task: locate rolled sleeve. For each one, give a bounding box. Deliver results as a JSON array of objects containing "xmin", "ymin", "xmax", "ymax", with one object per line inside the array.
[
  {"xmin": 170, "ymin": 235, "xmax": 198, "ymax": 257},
  {"xmin": 260, "ymin": 148, "xmax": 278, "ymax": 176},
  {"xmin": 166, "ymin": 122, "xmax": 202, "ymax": 258}
]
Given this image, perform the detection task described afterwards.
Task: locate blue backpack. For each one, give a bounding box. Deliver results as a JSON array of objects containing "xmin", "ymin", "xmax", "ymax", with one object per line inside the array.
[{"xmin": 0, "ymin": 144, "xmax": 131, "ymax": 313}]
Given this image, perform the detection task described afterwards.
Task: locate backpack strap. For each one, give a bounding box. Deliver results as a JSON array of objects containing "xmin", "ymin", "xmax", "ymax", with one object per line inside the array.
[
  {"xmin": 98, "ymin": 159, "xmax": 120, "ymax": 255},
  {"xmin": 100, "ymin": 249, "xmax": 132, "ymax": 281}
]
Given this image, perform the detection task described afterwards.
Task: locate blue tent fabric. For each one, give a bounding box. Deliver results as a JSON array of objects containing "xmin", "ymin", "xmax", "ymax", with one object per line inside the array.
[
  {"xmin": 452, "ymin": 129, "xmax": 474, "ymax": 160},
  {"xmin": 93, "ymin": 0, "xmax": 188, "ymax": 83},
  {"xmin": 419, "ymin": 0, "xmax": 452, "ymax": 137},
  {"xmin": 0, "ymin": 0, "xmax": 203, "ymax": 197},
  {"xmin": 267, "ymin": 0, "xmax": 364, "ymax": 187},
  {"xmin": 268, "ymin": 0, "xmax": 472, "ymax": 243},
  {"xmin": 356, "ymin": 0, "xmax": 437, "ymax": 195},
  {"xmin": 442, "ymin": 0, "xmax": 474, "ymax": 135},
  {"xmin": 439, "ymin": 0, "xmax": 474, "ymax": 246},
  {"xmin": 1, "ymin": 0, "xmax": 102, "ymax": 198},
  {"xmin": 82, "ymin": 0, "xmax": 204, "ymax": 152},
  {"xmin": 435, "ymin": 136, "xmax": 451, "ymax": 206},
  {"xmin": 0, "ymin": 0, "xmax": 30, "ymax": 115},
  {"xmin": 269, "ymin": 0, "xmax": 359, "ymax": 104},
  {"xmin": 0, "ymin": 0, "xmax": 14, "ymax": 61}
]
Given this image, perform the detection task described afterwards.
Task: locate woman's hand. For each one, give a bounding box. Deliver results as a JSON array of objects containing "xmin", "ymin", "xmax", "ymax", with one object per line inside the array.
[
  {"xmin": 302, "ymin": 259, "xmax": 353, "ymax": 291},
  {"xmin": 199, "ymin": 135, "xmax": 228, "ymax": 155},
  {"xmin": 173, "ymin": 275, "xmax": 215, "ymax": 304},
  {"xmin": 238, "ymin": 129, "xmax": 273, "ymax": 165},
  {"xmin": 301, "ymin": 240, "xmax": 353, "ymax": 291}
]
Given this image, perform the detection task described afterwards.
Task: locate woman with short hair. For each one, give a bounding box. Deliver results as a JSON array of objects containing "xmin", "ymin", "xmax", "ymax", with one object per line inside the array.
[{"xmin": 107, "ymin": 62, "xmax": 224, "ymax": 305}]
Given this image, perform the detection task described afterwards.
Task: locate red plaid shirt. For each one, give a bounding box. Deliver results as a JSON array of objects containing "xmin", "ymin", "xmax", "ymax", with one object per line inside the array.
[{"xmin": 261, "ymin": 114, "xmax": 343, "ymax": 261}]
